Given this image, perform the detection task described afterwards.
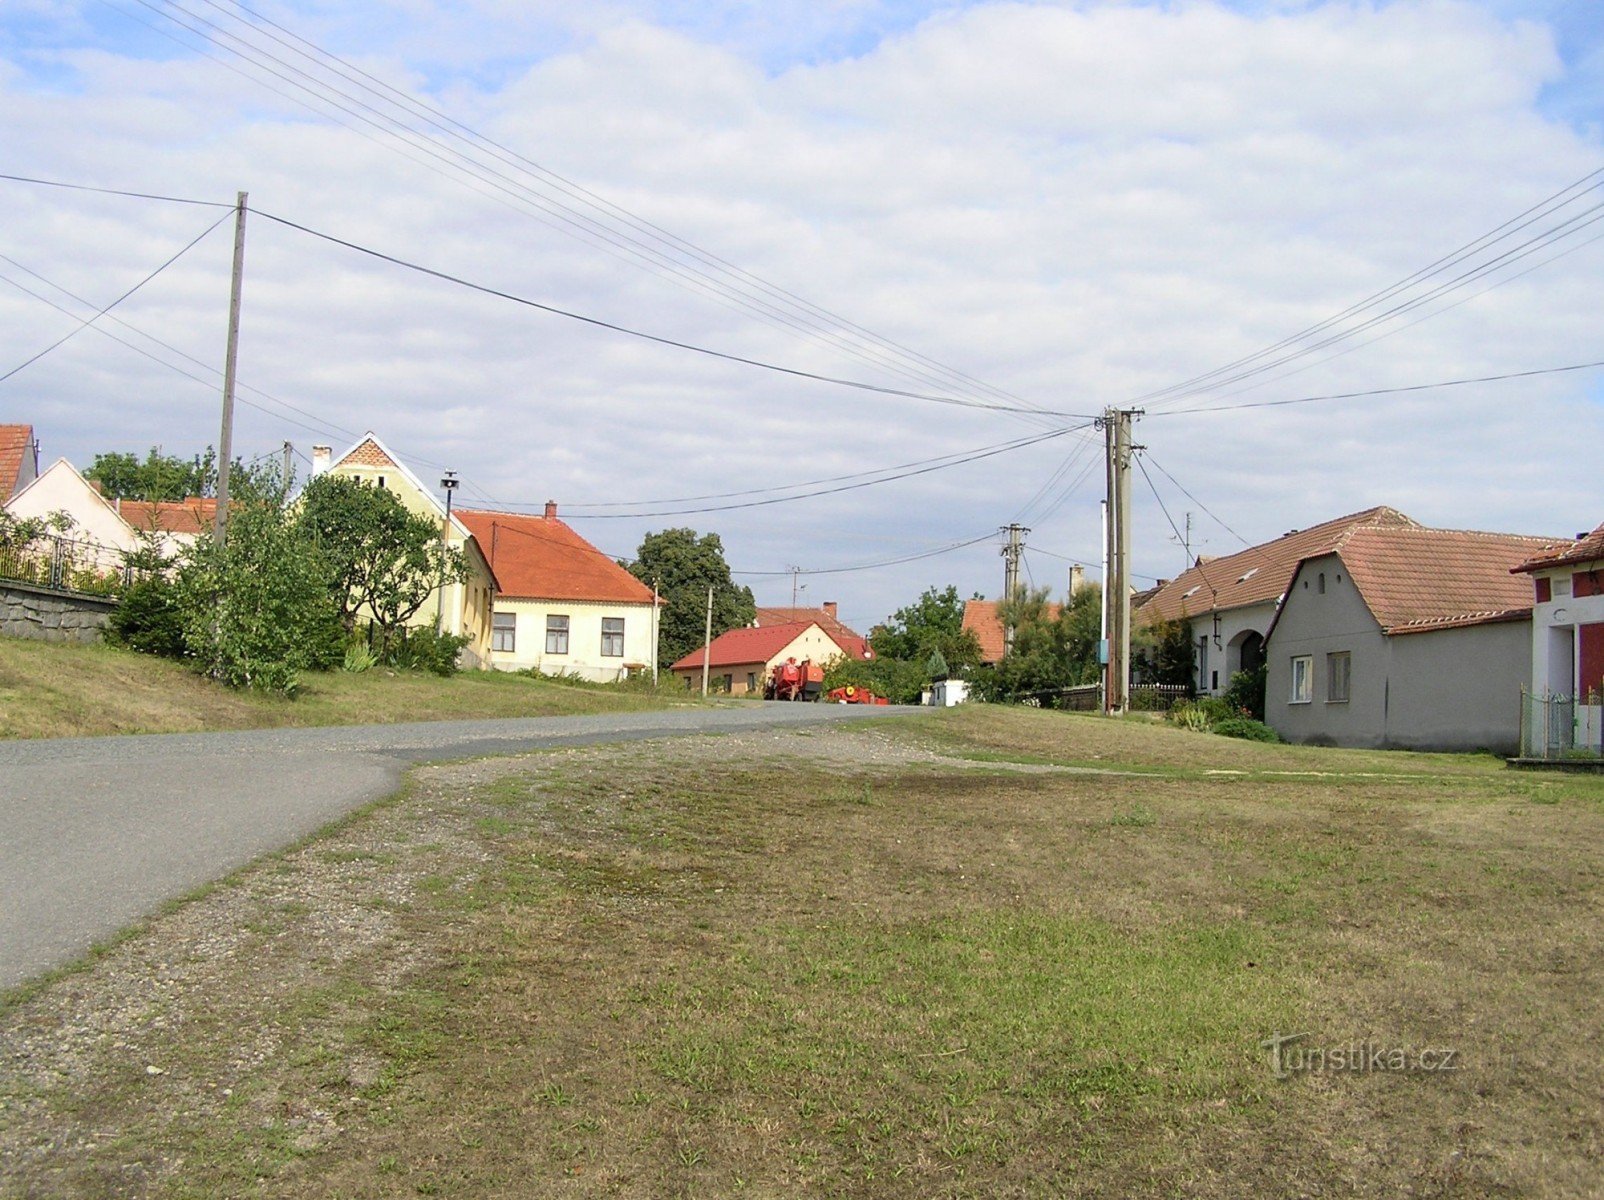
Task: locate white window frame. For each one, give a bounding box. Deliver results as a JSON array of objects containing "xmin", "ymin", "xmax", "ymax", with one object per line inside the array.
[
  {"xmin": 491, "ymin": 611, "xmax": 516, "ymax": 653},
  {"xmin": 1326, "ymin": 651, "xmax": 1351, "ymax": 704},
  {"xmin": 545, "ymin": 614, "xmax": 570, "ymax": 655},
  {"xmin": 1290, "ymin": 655, "xmax": 1313, "ymax": 704},
  {"xmin": 600, "ymin": 616, "xmax": 625, "ymax": 657}
]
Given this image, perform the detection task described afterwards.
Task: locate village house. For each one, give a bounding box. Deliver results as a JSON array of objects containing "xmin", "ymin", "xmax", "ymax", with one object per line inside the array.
[
  {"xmin": 670, "ymin": 621, "xmax": 853, "ymax": 695},
  {"xmin": 1264, "ymin": 523, "xmax": 1560, "ymax": 753},
  {"xmin": 454, "ymin": 503, "xmax": 660, "ymax": 682},
  {"xmin": 754, "ymin": 601, "xmax": 872, "ymax": 659},
  {"xmin": 1510, "ymin": 520, "xmax": 1604, "ymax": 757}
]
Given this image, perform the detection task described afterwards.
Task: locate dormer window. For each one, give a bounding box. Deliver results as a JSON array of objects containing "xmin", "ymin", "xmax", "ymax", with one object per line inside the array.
[
  {"xmin": 1237, "ymin": 567, "xmax": 1259, "ymax": 583},
  {"xmin": 1182, "ymin": 586, "xmax": 1200, "ymax": 599}
]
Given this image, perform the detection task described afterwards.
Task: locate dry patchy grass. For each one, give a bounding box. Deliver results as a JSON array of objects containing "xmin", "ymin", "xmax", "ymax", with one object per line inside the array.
[
  {"xmin": 2, "ymin": 712, "xmax": 1602, "ymax": 1198},
  {"xmin": 0, "ymin": 637, "xmax": 679, "ymax": 739}
]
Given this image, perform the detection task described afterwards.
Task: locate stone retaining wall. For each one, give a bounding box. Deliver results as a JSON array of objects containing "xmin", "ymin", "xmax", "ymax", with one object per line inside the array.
[{"xmin": 0, "ymin": 581, "xmax": 116, "ymax": 645}]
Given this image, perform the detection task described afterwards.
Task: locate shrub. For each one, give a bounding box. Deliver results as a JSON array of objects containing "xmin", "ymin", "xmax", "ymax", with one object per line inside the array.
[
  {"xmin": 384, "ymin": 626, "xmax": 469, "ymax": 676},
  {"xmin": 343, "ymin": 641, "xmax": 379, "ymax": 673},
  {"xmin": 1170, "ymin": 696, "xmax": 1234, "ymax": 730},
  {"xmin": 107, "ymin": 578, "xmax": 187, "ymax": 659},
  {"xmin": 1211, "ymin": 717, "xmax": 1281, "ymax": 742},
  {"xmin": 1221, "ymin": 663, "xmax": 1267, "ymax": 722}
]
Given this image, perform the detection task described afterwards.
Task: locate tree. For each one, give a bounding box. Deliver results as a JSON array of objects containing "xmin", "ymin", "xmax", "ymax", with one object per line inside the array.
[
  {"xmin": 870, "ymin": 584, "xmax": 982, "ymax": 673},
  {"xmin": 295, "ymin": 473, "xmax": 469, "ymax": 655},
  {"xmin": 1132, "ymin": 615, "xmax": 1194, "ymax": 690},
  {"xmin": 626, "ymin": 528, "xmax": 755, "ymax": 667},
  {"xmin": 172, "ymin": 468, "xmax": 344, "ymax": 694},
  {"xmin": 978, "ymin": 584, "xmax": 1102, "ymax": 700}
]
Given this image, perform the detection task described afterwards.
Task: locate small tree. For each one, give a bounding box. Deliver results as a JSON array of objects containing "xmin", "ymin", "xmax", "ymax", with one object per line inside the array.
[
  {"xmin": 296, "ymin": 473, "xmax": 470, "ymax": 657},
  {"xmin": 870, "ymin": 584, "xmax": 982, "ymax": 674}
]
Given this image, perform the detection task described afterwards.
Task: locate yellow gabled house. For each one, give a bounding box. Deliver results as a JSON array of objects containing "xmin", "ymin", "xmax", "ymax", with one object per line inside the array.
[{"xmin": 313, "ymin": 434, "xmax": 498, "ymax": 668}]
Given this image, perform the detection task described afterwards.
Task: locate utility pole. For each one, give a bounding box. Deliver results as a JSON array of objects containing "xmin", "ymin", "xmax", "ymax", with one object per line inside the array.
[
  {"xmin": 651, "ymin": 579, "xmax": 660, "ymax": 686},
  {"xmin": 1098, "ymin": 407, "xmax": 1142, "ymax": 715},
  {"xmin": 1000, "ymin": 523, "xmax": 1028, "ymax": 654},
  {"xmin": 700, "ymin": 585, "xmax": 714, "ymax": 697},
  {"xmin": 790, "ymin": 566, "xmax": 801, "ymax": 610},
  {"xmin": 435, "ymin": 471, "xmax": 458, "ymax": 634},
  {"xmin": 281, "ymin": 440, "xmax": 293, "ymax": 489},
  {"xmin": 213, "ymin": 191, "xmax": 247, "ymax": 546}
]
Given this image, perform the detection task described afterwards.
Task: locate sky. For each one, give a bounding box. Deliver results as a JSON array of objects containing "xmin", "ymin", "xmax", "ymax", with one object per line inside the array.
[{"xmin": 2, "ymin": 0, "xmax": 1602, "ymax": 634}]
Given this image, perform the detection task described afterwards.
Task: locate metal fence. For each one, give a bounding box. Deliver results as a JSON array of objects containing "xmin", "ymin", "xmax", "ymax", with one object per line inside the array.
[
  {"xmin": 0, "ymin": 535, "xmax": 132, "ymax": 597},
  {"xmin": 1518, "ymin": 688, "xmax": 1604, "ymax": 760}
]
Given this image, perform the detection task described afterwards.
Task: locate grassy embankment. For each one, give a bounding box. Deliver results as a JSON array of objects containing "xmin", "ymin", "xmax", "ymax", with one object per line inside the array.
[
  {"xmin": 3, "ymin": 704, "xmax": 1600, "ymax": 1197},
  {"xmin": 0, "ymin": 637, "xmax": 689, "ymax": 739}
]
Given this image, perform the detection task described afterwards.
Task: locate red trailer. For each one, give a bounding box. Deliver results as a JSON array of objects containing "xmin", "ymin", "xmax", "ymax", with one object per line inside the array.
[
  {"xmin": 765, "ymin": 657, "xmax": 825, "ymax": 701},
  {"xmin": 827, "ymin": 684, "xmax": 890, "ymax": 705}
]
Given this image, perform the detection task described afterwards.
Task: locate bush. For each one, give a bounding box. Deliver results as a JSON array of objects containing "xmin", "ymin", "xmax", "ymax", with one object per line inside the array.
[
  {"xmin": 1211, "ymin": 717, "xmax": 1281, "ymax": 742},
  {"xmin": 383, "ymin": 626, "xmax": 469, "ymax": 676},
  {"xmin": 107, "ymin": 578, "xmax": 187, "ymax": 659},
  {"xmin": 1221, "ymin": 663, "xmax": 1267, "ymax": 722}
]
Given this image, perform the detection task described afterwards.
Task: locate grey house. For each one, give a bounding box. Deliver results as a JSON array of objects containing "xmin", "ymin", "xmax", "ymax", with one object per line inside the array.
[{"xmin": 1265, "ymin": 524, "xmax": 1558, "ymax": 754}]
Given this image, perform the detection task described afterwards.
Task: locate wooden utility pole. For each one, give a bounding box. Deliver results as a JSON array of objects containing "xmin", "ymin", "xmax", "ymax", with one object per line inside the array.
[
  {"xmin": 700, "ymin": 585, "xmax": 714, "ymax": 697},
  {"xmin": 1099, "ymin": 408, "xmax": 1142, "ymax": 715},
  {"xmin": 1000, "ymin": 523, "xmax": 1028, "ymax": 654},
  {"xmin": 213, "ymin": 191, "xmax": 248, "ymax": 546}
]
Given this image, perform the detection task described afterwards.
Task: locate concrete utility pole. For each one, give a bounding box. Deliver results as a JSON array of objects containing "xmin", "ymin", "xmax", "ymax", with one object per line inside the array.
[
  {"xmin": 1000, "ymin": 523, "xmax": 1029, "ymax": 655},
  {"xmin": 651, "ymin": 579, "xmax": 660, "ymax": 686},
  {"xmin": 214, "ymin": 191, "xmax": 248, "ymax": 546},
  {"xmin": 700, "ymin": 585, "xmax": 714, "ymax": 697},
  {"xmin": 1099, "ymin": 407, "xmax": 1142, "ymax": 715},
  {"xmin": 281, "ymin": 441, "xmax": 293, "ymax": 488},
  {"xmin": 436, "ymin": 471, "xmax": 458, "ymax": 635}
]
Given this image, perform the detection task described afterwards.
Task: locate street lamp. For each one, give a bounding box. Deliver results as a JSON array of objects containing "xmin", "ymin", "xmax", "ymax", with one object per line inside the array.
[{"xmin": 437, "ymin": 471, "xmax": 459, "ymax": 634}]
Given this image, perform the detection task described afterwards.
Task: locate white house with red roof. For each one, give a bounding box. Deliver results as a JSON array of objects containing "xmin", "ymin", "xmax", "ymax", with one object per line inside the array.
[
  {"xmin": 455, "ymin": 503, "xmax": 660, "ymax": 682},
  {"xmin": 1511, "ymin": 521, "xmax": 1604, "ymax": 755},
  {"xmin": 1265, "ymin": 523, "xmax": 1564, "ymax": 753},
  {"xmin": 669, "ymin": 621, "xmax": 852, "ymax": 695},
  {"xmin": 754, "ymin": 602, "xmax": 872, "ymax": 660}
]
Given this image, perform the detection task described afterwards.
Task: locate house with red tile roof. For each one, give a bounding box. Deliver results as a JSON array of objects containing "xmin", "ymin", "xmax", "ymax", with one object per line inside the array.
[
  {"xmin": 669, "ymin": 620, "xmax": 852, "ymax": 695},
  {"xmin": 455, "ymin": 504, "xmax": 661, "ymax": 682},
  {"xmin": 1511, "ymin": 520, "xmax": 1604, "ymax": 755},
  {"xmin": 1265, "ymin": 523, "xmax": 1566, "ymax": 753},
  {"xmin": 317, "ymin": 434, "xmax": 499, "ymax": 668},
  {"xmin": 0, "ymin": 425, "xmax": 39, "ymax": 500},
  {"xmin": 1137, "ymin": 506, "xmax": 1419, "ymax": 695},
  {"xmin": 754, "ymin": 602, "xmax": 872, "ymax": 660},
  {"xmin": 961, "ymin": 598, "xmax": 1061, "ymax": 666}
]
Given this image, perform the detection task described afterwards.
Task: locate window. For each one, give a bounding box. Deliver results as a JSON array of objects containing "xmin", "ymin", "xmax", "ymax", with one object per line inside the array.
[
  {"xmin": 601, "ymin": 617, "xmax": 625, "ymax": 657},
  {"xmin": 747, "ymin": 672, "xmax": 757, "ymax": 692},
  {"xmin": 1317, "ymin": 572, "xmax": 1326, "ymax": 594},
  {"xmin": 1290, "ymin": 655, "xmax": 1313, "ymax": 704},
  {"xmin": 492, "ymin": 612, "xmax": 516, "ymax": 653},
  {"xmin": 722, "ymin": 673, "xmax": 733, "ymax": 693},
  {"xmin": 545, "ymin": 614, "xmax": 570, "ymax": 655},
  {"xmin": 1326, "ymin": 652, "xmax": 1351, "ymax": 703}
]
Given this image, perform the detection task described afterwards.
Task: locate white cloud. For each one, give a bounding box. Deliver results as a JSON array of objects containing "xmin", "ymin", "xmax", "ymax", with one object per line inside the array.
[{"xmin": 1, "ymin": 0, "xmax": 1601, "ymax": 628}]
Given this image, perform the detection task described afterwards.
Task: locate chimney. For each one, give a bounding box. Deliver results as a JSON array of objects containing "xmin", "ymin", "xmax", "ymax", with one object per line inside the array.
[
  {"xmin": 544, "ymin": 500, "xmax": 558, "ymax": 519},
  {"xmin": 823, "ymin": 601, "xmax": 838, "ymax": 620},
  {"xmin": 1068, "ymin": 565, "xmax": 1085, "ymax": 596},
  {"xmin": 311, "ymin": 445, "xmax": 332, "ymax": 476}
]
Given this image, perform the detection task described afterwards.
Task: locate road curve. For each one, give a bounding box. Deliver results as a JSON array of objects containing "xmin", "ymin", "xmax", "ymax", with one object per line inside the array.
[{"xmin": 0, "ymin": 703, "xmax": 916, "ymax": 991}]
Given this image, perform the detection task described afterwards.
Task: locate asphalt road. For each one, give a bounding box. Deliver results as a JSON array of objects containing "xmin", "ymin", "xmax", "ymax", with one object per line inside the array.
[{"xmin": 0, "ymin": 703, "xmax": 914, "ymax": 991}]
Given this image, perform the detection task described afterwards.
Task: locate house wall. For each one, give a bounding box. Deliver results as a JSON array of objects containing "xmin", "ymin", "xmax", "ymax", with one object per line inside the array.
[
  {"xmin": 670, "ymin": 657, "xmax": 766, "ymax": 694},
  {"xmin": 669, "ymin": 625, "xmax": 849, "ymax": 694},
  {"xmin": 491, "ymin": 598, "xmax": 656, "ymax": 682},
  {"xmin": 1189, "ymin": 600, "xmax": 1277, "ymax": 695},
  {"xmin": 1267, "ymin": 554, "xmax": 1390, "ymax": 747},
  {"xmin": 1269, "ymin": 552, "xmax": 1527, "ymax": 753},
  {"xmin": 1527, "ymin": 559, "xmax": 1604, "ymax": 698},
  {"xmin": 6, "ymin": 461, "xmax": 136, "ymax": 556}
]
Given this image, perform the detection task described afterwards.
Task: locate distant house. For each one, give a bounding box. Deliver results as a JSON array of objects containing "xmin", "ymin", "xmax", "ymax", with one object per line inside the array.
[
  {"xmin": 961, "ymin": 598, "xmax": 1061, "ymax": 667},
  {"xmin": 1137, "ymin": 506, "xmax": 1419, "ymax": 695},
  {"xmin": 1264, "ymin": 524, "xmax": 1560, "ymax": 753},
  {"xmin": 455, "ymin": 503, "xmax": 660, "ymax": 682},
  {"xmin": 0, "ymin": 425, "xmax": 39, "ymax": 500},
  {"xmin": 754, "ymin": 602, "xmax": 872, "ymax": 659},
  {"xmin": 670, "ymin": 621, "xmax": 852, "ymax": 695},
  {"xmin": 315, "ymin": 435, "xmax": 499, "ymax": 668},
  {"xmin": 1510, "ymin": 521, "xmax": 1604, "ymax": 754}
]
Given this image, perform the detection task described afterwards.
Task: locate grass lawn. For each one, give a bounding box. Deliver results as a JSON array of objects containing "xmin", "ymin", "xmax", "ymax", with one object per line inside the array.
[
  {"xmin": 2, "ymin": 707, "xmax": 1601, "ymax": 1197},
  {"xmin": 0, "ymin": 637, "xmax": 687, "ymax": 739}
]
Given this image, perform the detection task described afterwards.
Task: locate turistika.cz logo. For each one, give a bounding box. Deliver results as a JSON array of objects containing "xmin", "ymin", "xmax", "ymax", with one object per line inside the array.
[{"xmin": 1260, "ymin": 1032, "xmax": 1460, "ymax": 1080}]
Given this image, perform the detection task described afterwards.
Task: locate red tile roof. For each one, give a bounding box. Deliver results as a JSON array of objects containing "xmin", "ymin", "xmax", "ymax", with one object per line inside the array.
[
  {"xmin": 1138, "ymin": 506, "xmax": 1418, "ymax": 624},
  {"xmin": 754, "ymin": 606, "xmax": 871, "ymax": 659},
  {"xmin": 455, "ymin": 508, "xmax": 656, "ymax": 604},
  {"xmin": 962, "ymin": 599, "xmax": 1061, "ymax": 665},
  {"xmin": 0, "ymin": 425, "xmax": 35, "ymax": 499},
  {"xmin": 1511, "ymin": 521, "xmax": 1601, "ymax": 574},
  {"xmin": 670, "ymin": 621, "xmax": 844, "ymax": 672},
  {"xmin": 1282, "ymin": 525, "xmax": 1563, "ymax": 638},
  {"xmin": 120, "ymin": 497, "xmax": 218, "ymax": 536},
  {"xmin": 335, "ymin": 437, "xmax": 399, "ymax": 469}
]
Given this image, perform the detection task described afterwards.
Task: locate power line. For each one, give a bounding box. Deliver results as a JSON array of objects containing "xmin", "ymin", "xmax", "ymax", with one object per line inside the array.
[
  {"xmin": 0, "ymin": 171, "xmax": 228, "ymax": 208},
  {"xmin": 1139, "ymin": 451, "xmax": 1248, "ymax": 546},
  {"xmin": 1151, "ymin": 357, "xmax": 1604, "ymax": 416},
  {"xmin": 732, "ymin": 531, "xmax": 1001, "ymax": 577},
  {"xmin": 0, "ymin": 211, "xmax": 231, "ymax": 384},
  {"xmin": 252, "ymin": 207, "xmax": 1094, "ymax": 418}
]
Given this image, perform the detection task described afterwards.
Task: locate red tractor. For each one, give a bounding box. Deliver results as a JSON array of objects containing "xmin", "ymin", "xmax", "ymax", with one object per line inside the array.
[{"xmin": 765, "ymin": 657, "xmax": 825, "ymax": 701}]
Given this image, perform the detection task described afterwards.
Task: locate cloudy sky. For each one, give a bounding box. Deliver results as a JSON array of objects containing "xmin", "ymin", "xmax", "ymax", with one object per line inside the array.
[{"xmin": 2, "ymin": 0, "xmax": 1601, "ymax": 632}]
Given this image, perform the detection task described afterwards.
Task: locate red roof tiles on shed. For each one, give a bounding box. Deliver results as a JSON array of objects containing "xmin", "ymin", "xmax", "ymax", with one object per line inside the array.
[
  {"xmin": 119, "ymin": 497, "xmax": 218, "ymax": 536},
  {"xmin": 455, "ymin": 508, "xmax": 655, "ymax": 604}
]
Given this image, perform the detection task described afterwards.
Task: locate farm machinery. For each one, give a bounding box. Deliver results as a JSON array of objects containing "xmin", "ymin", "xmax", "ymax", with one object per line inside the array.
[{"xmin": 765, "ymin": 657, "xmax": 825, "ymax": 701}]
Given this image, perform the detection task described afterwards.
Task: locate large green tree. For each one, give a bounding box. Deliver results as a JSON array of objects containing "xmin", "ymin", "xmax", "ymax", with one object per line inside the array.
[
  {"xmin": 86, "ymin": 448, "xmax": 213, "ymax": 501},
  {"xmin": 980, "ymin": 584, "xmax": 1103, "ymax": 699},
  {"xmin": 295, "ymin": 473, "xmax": 469, "ymax": 654},
  {"xmin": 626, "ymin": 528, "xmax": 754, "ymax": 667},
  {"xmin": 869, "ymin": 584, "xmax": 983, "ymax": 673}
]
